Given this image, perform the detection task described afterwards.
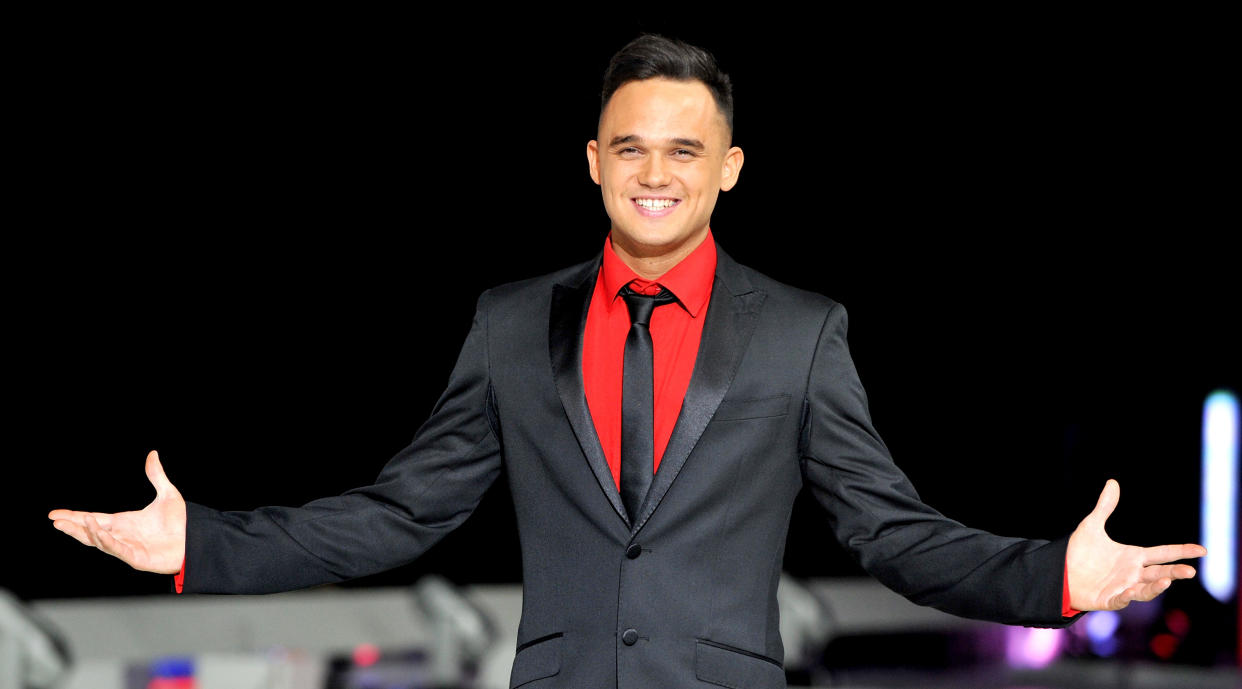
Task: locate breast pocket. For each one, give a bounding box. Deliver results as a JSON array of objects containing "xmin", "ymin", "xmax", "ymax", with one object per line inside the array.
[{"xmin": 711, "ymin": 394, "xmax": 790, "ymax": 422}]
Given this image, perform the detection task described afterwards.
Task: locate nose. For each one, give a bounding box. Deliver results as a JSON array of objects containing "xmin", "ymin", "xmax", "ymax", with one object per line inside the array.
[{"xmin": 637, "ymin": 153, "xmax": 671, "ymax": 188}]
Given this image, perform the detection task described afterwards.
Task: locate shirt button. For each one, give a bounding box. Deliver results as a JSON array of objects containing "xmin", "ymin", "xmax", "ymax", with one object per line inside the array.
[
  {"xmin": 626, "ymin": 544, "xmax": 642, "ymax": 559},
  {"xmin": 622, "ymin": 628, "xmax": 639, "ymax": 646}
]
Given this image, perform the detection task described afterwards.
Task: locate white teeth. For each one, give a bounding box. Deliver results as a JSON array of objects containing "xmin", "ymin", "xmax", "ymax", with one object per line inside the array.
[{"xmin": 635, "ymin": 198, "xmax": 677, "ymax": 210}]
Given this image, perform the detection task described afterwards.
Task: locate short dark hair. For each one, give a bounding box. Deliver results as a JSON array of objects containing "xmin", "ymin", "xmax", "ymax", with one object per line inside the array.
[{"xmin": 600, "ymin": 34, "xmax": 734, "ymax": 135}]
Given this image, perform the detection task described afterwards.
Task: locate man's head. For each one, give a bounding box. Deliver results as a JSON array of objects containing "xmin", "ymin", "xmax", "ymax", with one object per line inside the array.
[{"xmin": 587, "ymin": 35, "xmax": 744, "ymax": 277}]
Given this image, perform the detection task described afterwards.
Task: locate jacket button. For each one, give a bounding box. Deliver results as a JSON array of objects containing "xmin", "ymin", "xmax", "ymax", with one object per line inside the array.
[
  {"xmin": 626, "ymin": 544, "xmax": 642, "ymax": 559},
  {"xmin": 622, "ymin": 628, "xmax": 639, "ymax": 646}
]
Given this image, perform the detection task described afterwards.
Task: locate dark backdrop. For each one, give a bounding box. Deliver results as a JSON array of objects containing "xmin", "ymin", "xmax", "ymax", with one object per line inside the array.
[{"xmin": 9, "ymin": 13, "xmax": 1236, "ymax": 600}]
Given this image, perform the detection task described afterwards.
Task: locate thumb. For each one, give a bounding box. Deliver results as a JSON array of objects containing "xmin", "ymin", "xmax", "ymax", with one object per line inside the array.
[
  {"xmin": 1088, "ymin": 478, "xmax": 1120, "ymax": 526},
  {"xmin": 145, "ymin": 450, "xmax": 175, "ymax": 497}
]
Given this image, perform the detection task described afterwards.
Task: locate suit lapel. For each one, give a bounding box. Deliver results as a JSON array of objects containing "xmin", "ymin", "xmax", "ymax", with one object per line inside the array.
[
  {"xmin": 631, "ymin": 246, "xmax": 765, "ymax": 535},
  {"xmin": 548, "ymin": 254, "xmax": 632, "ymax": 526}
]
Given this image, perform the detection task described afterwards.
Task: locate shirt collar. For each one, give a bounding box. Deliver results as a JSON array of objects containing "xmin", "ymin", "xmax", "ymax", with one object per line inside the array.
[{"xmin": 600, "ymin": 229, "xmax": 717, "ymax": 318}]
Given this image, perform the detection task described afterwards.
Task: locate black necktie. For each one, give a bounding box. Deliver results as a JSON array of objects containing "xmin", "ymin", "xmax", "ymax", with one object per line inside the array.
[{"xmin": 619, "ymin": 284, "xmax": 678, "ymax": 522}]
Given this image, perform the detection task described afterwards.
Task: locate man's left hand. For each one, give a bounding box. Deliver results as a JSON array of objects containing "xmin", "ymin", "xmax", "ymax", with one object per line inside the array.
[{"xmin": 1067, "ymin": 479, "xmax": 1206, "ymax": 611}]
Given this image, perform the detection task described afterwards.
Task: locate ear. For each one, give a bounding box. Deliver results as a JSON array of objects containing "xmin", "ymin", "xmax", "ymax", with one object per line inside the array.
[
  {"xmin": 587, "ymin": 140, "xmax": 601, "ymax": 186},
  {"xmin": 719, "ymin": 146, "xmax": 744, "ymax": 192}
]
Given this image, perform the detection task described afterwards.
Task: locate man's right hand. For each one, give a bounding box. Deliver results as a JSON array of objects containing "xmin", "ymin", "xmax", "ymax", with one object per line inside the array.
[{"xmin": 48, "ymin": 450, "xmax": 187, "ymax": 574}]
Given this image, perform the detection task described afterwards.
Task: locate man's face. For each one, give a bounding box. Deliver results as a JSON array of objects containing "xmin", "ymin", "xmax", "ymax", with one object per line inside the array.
[{"xmin": 587, "ymin": 78, "xmax": 743, "ymax": 264}]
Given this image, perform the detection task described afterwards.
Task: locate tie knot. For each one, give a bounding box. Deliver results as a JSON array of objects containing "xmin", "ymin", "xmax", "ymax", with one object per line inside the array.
[{"xmin": 620, "ymin": 285, "xmax": 677, "ymax": 327}]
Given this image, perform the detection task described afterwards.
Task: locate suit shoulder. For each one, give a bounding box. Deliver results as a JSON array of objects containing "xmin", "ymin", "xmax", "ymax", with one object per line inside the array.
[
  {"xmin": 464, "ymin": 256, "xmax": 599, "ymax": 331},
  {"xmin": 476, "ymin": 256, "xmax": 599, "ymax": 306},
  {"xmin": 732, "ymin": 259, "xmax": 843, "ymax": 318}
]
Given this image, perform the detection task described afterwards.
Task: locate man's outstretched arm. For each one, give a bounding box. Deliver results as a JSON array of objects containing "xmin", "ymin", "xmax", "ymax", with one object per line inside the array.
[
  {"xmin": 800, "ymin": 302, "xmax": 1205, "ymax": 625},
  {"xmin": 47, "ymin": 291, "xmax": 503, "ymax": 594}
]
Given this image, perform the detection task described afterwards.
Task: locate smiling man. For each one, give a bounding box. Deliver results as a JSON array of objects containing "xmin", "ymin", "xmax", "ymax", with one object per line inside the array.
[
  {"xmin": 50, "ymin": 34, "xmax": 1205, "ymax": 689},
  {"xmin": 587, "ymin": 76, "xmax": 743, "ymax": 279}
]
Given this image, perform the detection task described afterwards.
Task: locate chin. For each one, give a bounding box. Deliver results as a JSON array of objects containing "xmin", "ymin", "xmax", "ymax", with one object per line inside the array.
[
  {"xmin": 617, "ymin": 221, "xmax": 703, "ymax": 248},
  {"xmin": 616, "ymin": 230, "xmax": 689, "ymax": 254}
]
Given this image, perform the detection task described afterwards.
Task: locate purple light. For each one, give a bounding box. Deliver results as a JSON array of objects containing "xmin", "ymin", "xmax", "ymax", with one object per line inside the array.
[
  {"xmin": 1092, "ymin": 637, "xmax": 1120, "ymax": 657},
  {"xmin": 1084, "ymin": 610, "xmax": 1122, "ymax": 657},
  {"xmin": 1084, "ymin": 610, "xmax": 1121, "ymax": 643},
  {"xmin": 1005, "ymin": 626, "xmax": 1064, "ymax": 669}
]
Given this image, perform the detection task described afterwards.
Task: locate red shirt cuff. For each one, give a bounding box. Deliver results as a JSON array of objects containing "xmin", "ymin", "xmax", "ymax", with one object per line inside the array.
[
  {"xmin": 1062, "ymin": 558, "xmax": 1081, "ymax": 617},
  {"xmin": 174, "ymin": 556, "xmax": 185, "ymax": 594}
]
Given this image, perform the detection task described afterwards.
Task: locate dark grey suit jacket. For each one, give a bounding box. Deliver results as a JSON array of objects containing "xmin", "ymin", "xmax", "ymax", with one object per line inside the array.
[{"xmin": 181, "ymin": 244, "xmax": 1077, "ymax": 689}]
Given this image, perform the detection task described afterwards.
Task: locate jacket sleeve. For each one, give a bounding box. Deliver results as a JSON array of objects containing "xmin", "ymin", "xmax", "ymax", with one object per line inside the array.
[
  {"xmin": 799, "ymin": 302, "xmax": 1080, "ymax": 628},
  {"xmin": 179, "ymin": 291, "xmax": 503, "ymax": 594}
]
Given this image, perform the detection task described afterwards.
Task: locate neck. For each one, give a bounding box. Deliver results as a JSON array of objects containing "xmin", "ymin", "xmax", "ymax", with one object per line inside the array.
[{"xmin": 610, "ymin": 229, "xmax": 709, "ymax": 281}]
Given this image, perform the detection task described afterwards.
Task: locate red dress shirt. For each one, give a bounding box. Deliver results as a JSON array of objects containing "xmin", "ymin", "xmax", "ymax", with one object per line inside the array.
[
  {"xmin": 583, "ymin": 231, "xmax": 716, "ymax": 487},
  {"xmin": 177, "ymin": 228, "xmax": 1078, "ymax": 617}
]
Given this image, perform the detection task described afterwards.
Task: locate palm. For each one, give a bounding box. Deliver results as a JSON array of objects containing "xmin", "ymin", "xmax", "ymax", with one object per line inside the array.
[
  {"xmin": 49, "ymin": 450, "xmax": 186, "ymax": 574},
  {"xmin": 1066, "ymin": 480, "xmax": 1205, "ymax": 611}
]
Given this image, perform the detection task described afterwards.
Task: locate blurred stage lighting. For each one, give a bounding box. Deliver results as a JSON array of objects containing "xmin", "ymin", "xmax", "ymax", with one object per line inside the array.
[
  {"xmin": 1084, "ymin": 610, "xmax": 1121, "ymax": 657},
  {"xmin": 1201, "ymin": 389, "xmax": 1238, "ymax": 604},
  {"xmin": 1005, "ymin": 626, "xmax": 1063, "ymax": 669}
]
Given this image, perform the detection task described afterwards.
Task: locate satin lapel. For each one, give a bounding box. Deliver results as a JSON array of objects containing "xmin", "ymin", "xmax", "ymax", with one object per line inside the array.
[
  {"xmin": 632, "ymin": 247, "xmax": 765, "ymax": 535},
  {"xmin": 548, "ymin": 256, "xmax": 630, "ymax": 527}
]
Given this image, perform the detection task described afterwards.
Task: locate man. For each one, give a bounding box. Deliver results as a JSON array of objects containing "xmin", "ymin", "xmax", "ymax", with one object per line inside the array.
[{"xmin": 50, "ymin": 35, "xmax": 1205, "ymax": 689}]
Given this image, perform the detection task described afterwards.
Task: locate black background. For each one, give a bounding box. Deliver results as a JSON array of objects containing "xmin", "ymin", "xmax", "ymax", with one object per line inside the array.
[{"xmin": 8, "ymin": 11, "xmax": 1236, "ymax": 603}]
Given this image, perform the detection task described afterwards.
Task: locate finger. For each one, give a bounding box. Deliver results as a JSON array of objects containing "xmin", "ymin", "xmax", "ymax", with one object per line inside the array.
[
  {"xmin": 1114, "ymin": 577, "xmax": 1171, "ymax": 608},
  {"xmin": 1131, "ymin": 578, "xmax": 1172, "ymax": 603},
  {"xmin": 1143, "ymin": 543, "xmax": 1208, "ymax": 565},
  {"xmin": 52, "ymin": 519, "xmax": 97, "ymax": 548},
  {"xmin": 86, "ymin": 516, "xmax": 134, "ymax": 564},
  {"xmin": 1088, "ymin": 479, "xmax": 1120, "ymax": 525},
  {"xmin": 145, "ymin": 450, "xmax": 174, "ymax": 497},
  {"xmin": 48, "ymin": 508, "xmax": 98, "ymax": 523},
  {"xmin": 47, "ymin": 510, "xmax": 115, "ymax": 530},
  {"xmin": 1140, "ymin": 564, "xmax": 1197, "ymax": 582}
]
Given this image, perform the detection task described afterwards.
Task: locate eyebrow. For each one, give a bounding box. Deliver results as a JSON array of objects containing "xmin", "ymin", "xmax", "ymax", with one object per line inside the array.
[{"xmin": 608, "ymin": 135, "xmax": 707, "ymax": 151}]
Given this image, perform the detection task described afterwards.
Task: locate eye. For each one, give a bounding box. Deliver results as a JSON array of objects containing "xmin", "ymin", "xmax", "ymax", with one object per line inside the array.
[
  {"xmin": 672, "ymin": 149, "xmax": 697, "ymax": 159},
  {"xmin": 617, "ymin": 147, "xmax": 643, "ymax": 159}
]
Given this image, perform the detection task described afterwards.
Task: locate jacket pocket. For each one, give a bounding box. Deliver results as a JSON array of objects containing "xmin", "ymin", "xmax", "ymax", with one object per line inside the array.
[
  {"xmin": 695, "ymin": 639, "xmax": 785, "ymax": 689},
  {"xmin": 509, "ymin": 633, "xmax": 563, "ymax": 688},
  {"xmin": 712, "ymin": 394, "xmax": 790, "ymax": 422}
]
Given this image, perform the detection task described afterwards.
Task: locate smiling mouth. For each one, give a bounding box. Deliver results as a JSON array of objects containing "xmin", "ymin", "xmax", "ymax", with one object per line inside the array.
[{"xmin": 632, "ymin": 197, "xmax": 680, "ymax": 215}]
